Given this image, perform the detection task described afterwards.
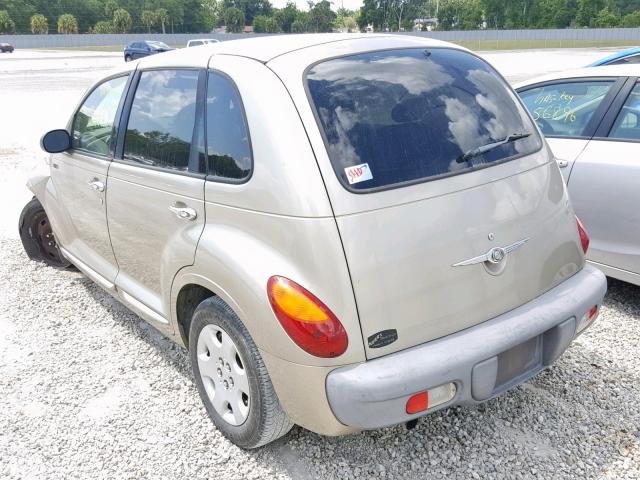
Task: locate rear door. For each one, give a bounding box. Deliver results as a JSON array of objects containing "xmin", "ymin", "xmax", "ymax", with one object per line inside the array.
[
  {"xmin": 302, "ymin": 47, "xmax": 585, "ymax": 358},
  {"xmin": 49, "ymin": 74, "xmax": 129, "ymax": 284},
  {"xmin": 517, "ymin": 78, "xmax": 623, "ymax": 181},
  {"xmin": 568, "ymin": 78, "xmax": 640, "ymax": 281},
  {"xmin": 107, "ymin": 68, "xmax": 206, "ymax": 328}
]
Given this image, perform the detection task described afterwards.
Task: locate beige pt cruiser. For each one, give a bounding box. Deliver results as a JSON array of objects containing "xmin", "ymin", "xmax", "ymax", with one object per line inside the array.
[{"xmin": 20, "ymin": 34, "xmax": 607, "ymax": 448}]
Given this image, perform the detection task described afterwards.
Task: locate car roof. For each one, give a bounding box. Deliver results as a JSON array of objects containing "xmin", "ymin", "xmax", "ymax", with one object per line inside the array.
[
  {"xmin": 514, "ymin": 64, "xmax": 640, "ymax": 89},
  {"xmin": 137, "ymin": 33, "xmax": 458, "ymax": 67},
  {"xmin": 588, "ymin": 46, "xmax": 640, "ymax": 66}
]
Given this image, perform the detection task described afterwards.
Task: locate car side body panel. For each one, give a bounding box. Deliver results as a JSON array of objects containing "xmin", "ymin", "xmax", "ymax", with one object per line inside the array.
[
  {"xmin": 545, "ymin": 137, "xmax": 590, "ymax": 182},
  {"xmin": 516, "ymin": 68, "xmax": 640, "ymax": 285},
  {"xmin": 176, "ymin": 208, "xmax": 365, "ymax": 366},
  {"xmin": 567, "ymin": 139, "xmax": 640, "ymax": 282},
  {"xmin": 49, "ymin": 151, "xmax": 118, "ymax": 282},
  {"xmin": 107, "ymin": 163, "xmax": 206, "ymax": 330}
]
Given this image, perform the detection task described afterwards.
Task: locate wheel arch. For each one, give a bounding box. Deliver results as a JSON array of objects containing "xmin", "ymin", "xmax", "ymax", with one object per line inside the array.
[
  {"xmin": 26, "ymin": 175, "xmax": 51, "ymax": 202},
  {"xmin": 171, "ymin": 272, "xmax": 248, "ymax": 349}
]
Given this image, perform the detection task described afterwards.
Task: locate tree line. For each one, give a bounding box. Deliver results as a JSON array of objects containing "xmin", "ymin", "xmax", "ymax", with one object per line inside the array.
[
  {"xmin": 1, "ymin": 0, "xmax": 640, "ymax": 35},
  {"xmin": 360, "ymin": 0, "xmax": 640, "ymax": 31},
  {"xmin": 0, "ymin": 0, "xmax": 348, "ymax": 34}
]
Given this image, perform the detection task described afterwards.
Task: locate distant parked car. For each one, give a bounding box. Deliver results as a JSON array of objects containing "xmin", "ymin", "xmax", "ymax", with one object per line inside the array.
[
  {"xmin": 124, "ymin": 41, "xmax": 173, "ymax": 62},
  {"xmin": 187, "ymin": 38, "xmax": 220, "ymax": 47},
  {"xmin": 516, "ymin": 64, "xmax": 640, "ymax": 286},
  {"xmin": 588, "ymin": 47, "xmax": 640, "ymax": 67},
  {"xmin": 0, "ymin": 42, "xmax": 14, "ymax": 53}
]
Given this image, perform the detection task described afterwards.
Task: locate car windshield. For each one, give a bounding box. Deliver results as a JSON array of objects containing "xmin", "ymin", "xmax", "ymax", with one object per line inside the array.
[
  {"xmin": 148, "ymin": 42, "xmax": 169, "ymax": 49},
  {"xmin": 306, "ymin": 48, "xmax": 541, "ymax": 191}
]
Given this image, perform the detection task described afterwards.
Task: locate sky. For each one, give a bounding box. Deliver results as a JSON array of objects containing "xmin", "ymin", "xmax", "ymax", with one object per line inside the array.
[{"xmin": 270, "ymin": 0, "xmax": 365, "ymax": 11}]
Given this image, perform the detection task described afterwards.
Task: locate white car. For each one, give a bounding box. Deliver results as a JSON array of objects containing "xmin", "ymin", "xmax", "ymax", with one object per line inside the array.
[
  {"xmin": 187, "ymin": 38, "xmax": 220, "ymax": 47},
  {"xmin": 516, "ymin": 65, "xmax": 640, "ymax": 286}
]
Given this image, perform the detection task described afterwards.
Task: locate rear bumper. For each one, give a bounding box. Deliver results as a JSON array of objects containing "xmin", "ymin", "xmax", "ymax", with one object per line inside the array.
[{"xmin": 326, "ymin": 264, "xmax": 607, "ymax": 429}]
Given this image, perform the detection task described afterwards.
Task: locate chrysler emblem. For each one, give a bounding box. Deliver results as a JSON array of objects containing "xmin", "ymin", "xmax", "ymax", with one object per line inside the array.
[
  {"xmin": 489, "ymin": 247, "xmax": 505, "ymax": 263},
  {"xmin": 453, "ymin": 238, "xmax": 529, "ymax": 267}
]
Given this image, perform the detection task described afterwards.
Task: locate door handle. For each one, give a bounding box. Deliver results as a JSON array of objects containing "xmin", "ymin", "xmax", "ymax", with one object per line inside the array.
[
  {"xmin": 168, "ymin": 204, "xmax": 197, "ymax": 221},
  {"xmin": 88, "ymin": 179, "xmax": 105, "ymax": 192},
  {"xmin": 556, "ymin": 159, "xmax": 569, "ymax": 168}
]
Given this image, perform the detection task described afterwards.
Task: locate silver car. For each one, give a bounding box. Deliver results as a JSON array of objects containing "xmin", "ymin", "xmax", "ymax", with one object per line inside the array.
[
  {"xmin": 187, "ymin": 38, "xmax": 220, "ymax": 47},
  {"xmin": 516, "ymin": 65, "xmax": 640, "ymax": 286},
  {"xmin": 19, "ymin": 34, "xmax": 606, "ymax": 448}
]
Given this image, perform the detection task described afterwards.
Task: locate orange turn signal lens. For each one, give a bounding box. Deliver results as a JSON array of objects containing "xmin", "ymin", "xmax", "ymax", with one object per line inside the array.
[
  {"xmin": 269, "ymin": 278, "xmax": 328, "ymax": 323},
  {"xmin": 267, "ymin": 276, "xmax": 348, "ymax": 358}
]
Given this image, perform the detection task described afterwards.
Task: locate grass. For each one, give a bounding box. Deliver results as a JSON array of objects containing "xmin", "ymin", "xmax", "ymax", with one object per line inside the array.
[{"xmin": 36, "ymin": 39, "xmax": 640, "ymax": 53}]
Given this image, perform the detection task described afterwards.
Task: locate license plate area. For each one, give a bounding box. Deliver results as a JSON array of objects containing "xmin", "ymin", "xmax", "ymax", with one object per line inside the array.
[
  {"xmin": 494, "ymin": 335, "xmax": 542, "ymax": 392},
  {"xmin": 471, "ymin": 317, "xmax": 576, "ymax": 401}
]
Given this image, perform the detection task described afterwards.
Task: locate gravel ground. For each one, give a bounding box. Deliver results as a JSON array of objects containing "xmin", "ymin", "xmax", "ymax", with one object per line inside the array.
[{"xmin": 1, "ymin": 48, "xmax": 639, "ymax": 479}]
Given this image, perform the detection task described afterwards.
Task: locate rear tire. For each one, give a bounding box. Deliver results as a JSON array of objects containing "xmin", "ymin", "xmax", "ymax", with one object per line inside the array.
[
  {"xmin": 18, "ymin": 198, "xmax": 71, "ymax": 268},
  {"xmin": 189, "ymin": 296, "xmax": 293, "ymax": 449},
  {"xmin": 124, "ymin": 55, "xmax": 132, "ymax": 62}
]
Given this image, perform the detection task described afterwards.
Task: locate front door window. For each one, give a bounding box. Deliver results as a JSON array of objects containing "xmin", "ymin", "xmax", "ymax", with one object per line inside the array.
[{"xmin": 72, "ymin": 75, "xmax": 127, "ymax": 156}]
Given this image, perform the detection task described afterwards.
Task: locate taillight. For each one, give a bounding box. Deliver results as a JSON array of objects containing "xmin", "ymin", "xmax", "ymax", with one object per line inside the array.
[
  {"xmin": 267, "ymin": 276, "xmax": 348, "ymax": 358},
  {"xmin": 577, "ymin": 304, "xmax": 599, "ymax": 333},
  {"xmin": 405, "ymin": 383, "xmax": 457, "ymax": 415},
  {"xmin": 406, "ymin": 391, "xmax": 429, "ymax": 414},
  {"xmin": 576, "ymin": 216, "xmax": 589, "ymax": 254}
]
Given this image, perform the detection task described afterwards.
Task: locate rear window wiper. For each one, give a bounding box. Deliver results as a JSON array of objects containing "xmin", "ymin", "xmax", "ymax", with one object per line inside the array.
[{"xmin": 455, "ymin": 133, "xmax": 531, "ymax": 164}]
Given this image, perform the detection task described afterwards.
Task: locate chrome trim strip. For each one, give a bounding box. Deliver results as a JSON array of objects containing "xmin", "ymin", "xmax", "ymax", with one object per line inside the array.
[
  {"xmin": 120, "ymin": 290, "xmax": 169, "ymax": 325},
  {"xmin": 60, "ymin": 247, "xmax": 115, "ymax": 292}
]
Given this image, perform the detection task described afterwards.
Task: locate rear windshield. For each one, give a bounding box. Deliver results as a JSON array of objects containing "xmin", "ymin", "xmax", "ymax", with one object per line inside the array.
[{"xmin": 306, "ymin": 48, "xmax": 541, "ymax": 191}]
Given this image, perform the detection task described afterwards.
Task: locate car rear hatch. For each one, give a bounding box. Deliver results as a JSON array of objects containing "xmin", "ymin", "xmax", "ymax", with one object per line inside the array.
[{"xmin": 304, "ymin": 46, "xmax": 585, "ymax": 359}]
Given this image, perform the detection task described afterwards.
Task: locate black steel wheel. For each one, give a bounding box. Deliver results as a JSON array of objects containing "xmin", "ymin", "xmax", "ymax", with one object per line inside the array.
[{"xmin": 19, "ymin": 198, "xmax": 71, "ymax": 268}]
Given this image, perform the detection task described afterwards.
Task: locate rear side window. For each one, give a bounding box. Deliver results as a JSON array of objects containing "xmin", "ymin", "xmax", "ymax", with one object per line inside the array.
[
  {"xmin": 608, "ymin": 82, "xmax": 640, "ymax": 140},
  {"xmin": 72, "ymin": 75, "xmax": 127, "ymax": 156},
  {"xmin": 123, "ymin": 70, "xmax": 199, "ymax": 172},
  {"xmin": 306, "ymin": 48, "xmax": 541, "ymax": 191},
  {"xmin": 519, "ymin": 81, "xmax": 614, "ymax": 138},
  {"xmin": 204, "ymin": 71, "xmax": 251, "ymax": 180}
]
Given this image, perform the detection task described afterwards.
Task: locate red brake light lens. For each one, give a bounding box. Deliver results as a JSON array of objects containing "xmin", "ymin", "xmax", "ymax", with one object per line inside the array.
[
  {"xmin": 267, "ymin": 276, "xmax": 348, "ymax": 358},
  {"xmin": 406, "ymin": 391, "xmax": 429, "ymax": 414},
  {"xmin": 576, "ymin": 216, "xmax": 589, "ymax": 254}
]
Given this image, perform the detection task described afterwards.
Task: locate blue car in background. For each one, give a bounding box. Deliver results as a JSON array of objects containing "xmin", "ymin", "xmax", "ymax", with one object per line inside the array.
[
  {"xmin": 124, "ymin": 40, "xmax": 173, "ymax": 62},
  {"xmin": 588, "ymin": 47, "xmax": 640, "ymax": 66}
]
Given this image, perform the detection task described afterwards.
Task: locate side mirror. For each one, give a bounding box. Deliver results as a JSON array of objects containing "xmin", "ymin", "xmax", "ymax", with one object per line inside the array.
[{"xmin": 41, "ymin": 129, "xmax": 71, "ymax": 153}]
